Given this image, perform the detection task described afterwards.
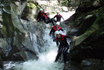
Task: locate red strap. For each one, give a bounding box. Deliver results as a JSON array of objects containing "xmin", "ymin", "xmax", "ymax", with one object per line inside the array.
[
  {"xmin": 40, "ymin": 11, "xmax": 45, "ymax": 16},
  {"xmin": 41, "ymin": 11, "xmax": 45, "ymax": 14},
  {"xmin": 62, "ymin": 35, "xmax": 65, "ymax": 40},
  {"xmin": 58, "ymin": 27, "xmax": 62, "ymax": 30},
  {"xmin": 56, "ymin": 35, "xmax": 65, "ymax": 41},
  {"xmin": 53, "ymin": 26, "xmax": 62, "ymax": 31},
  {"xmin": 56, "ymin": 14, "xmax": 61, "ymax": 18},
  {"xmin": 53, "ymin": 26, "xmax": 57, "ymax": 31}
]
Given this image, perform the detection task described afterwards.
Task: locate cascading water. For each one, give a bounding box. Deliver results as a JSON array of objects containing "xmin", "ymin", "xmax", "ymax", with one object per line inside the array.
[
  {"xmin": 4, "ymin": 11, "xmax": 75, "ymax": 70},
  {"xmin": 4, "ymin": 24, "xmax": 64, "ymax": 70}
]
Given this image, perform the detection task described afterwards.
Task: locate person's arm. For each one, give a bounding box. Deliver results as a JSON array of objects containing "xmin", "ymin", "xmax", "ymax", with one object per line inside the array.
[
  {"xmin": 61, "ymin": 16, "xmax": 64, "ymax": 21},
  {"xmin": 53, "ymin": 15, "xmax": 57, "ymax": 18},
  {"xmin": 60, "ymin": 28, "xmax": 64, "ymax": 31},
  {"xmin": 56, "ymin": 40, "xmax": 59, "ymax": 46},
  {"xmin": 58, "ymin": 27, "xmax": 64, "ymax": 31},
  {"xmin": 53, "ymin": 38, "xmax": 59, "ymax": 46},
  {"xmin": 49, "ymin": 28, "xmax": 54, "ymax": 36}
]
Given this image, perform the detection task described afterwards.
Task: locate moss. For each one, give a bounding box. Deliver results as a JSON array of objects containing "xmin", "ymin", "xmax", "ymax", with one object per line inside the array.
[
  {"xmin": 68, "ymin": 0, "xmax": 104, "ymax": 62},
  {"xmin": 90, "ymin": 7, "xmax": 104, "ymax": 38},
  {"xmin": 70, "ymin": 6, "xmax": 104, "ymax": 61},
  {"xmin": 27, "ymin": 3, "xmax": 37, "ymax": 9},
  {"xmin": 2, "ymin": 10, "xmax": 14, "ymax": 37},
  {"xmin": 73, "ymin": 21, "xmax": 99, "ymax": 46},
  {"xmin": 61, "ymin": 0, "xmax": 69, "ymax": 6}
]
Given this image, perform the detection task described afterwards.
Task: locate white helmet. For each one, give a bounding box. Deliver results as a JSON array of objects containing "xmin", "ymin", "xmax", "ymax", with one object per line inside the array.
[
  {"xmin": 56, "ymin": 22, "xmax": 60, "ymax": 25},
  {"xmin": 40, "ymin": 8, "xmax": 43, "ymax": 11},
  {"xmin": 59, "ymin": 31, "xmax": 64, "ymax": 35},
  {"xmin": 45, "ymin": 10, "xmax": 48, "ymax": 13},
  {"xmin": 55, "ymin": 31, "xmax": 60, "ymax": 35}
]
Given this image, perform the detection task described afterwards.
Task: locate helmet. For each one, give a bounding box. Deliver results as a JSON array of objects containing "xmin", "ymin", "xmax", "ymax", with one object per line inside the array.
[
  {"xmin": 59, "ymin": 31, "xmax": 63, "ymax": 35},
  {"xmin": 40, "ymin": 8, "xmax": 42, "ymax": 10},
  {"xmin": 45, "ymin": 10, "xmax": 48, "ymax": 13},
  {"xmin": 55, "ymin": 31, "xmax": 60, "ymax": 34},
  {"xmin": 57, "ymin": 12, "xmax": 59, "ymax": 15},
  {"xmin": 56, "ymin": 22, "xmax": 60, "ymax": 25}
]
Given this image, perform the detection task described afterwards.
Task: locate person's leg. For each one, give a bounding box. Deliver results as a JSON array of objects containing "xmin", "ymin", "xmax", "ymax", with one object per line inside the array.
[
  {"xmin": 52, "ymin": 31, "xmax": 55, "ymax": 40},
  {"xmin": 55, "ymin": 52, "xmax": 61, "ymax": 62},
  {"xmin": 55, "ymin": 48, "xmax": 62, "ymax": 62},
  {"xmin": 51, "ymin": 18, "xmax": 55, "ymax": 25},
  {"xmin": 63, "ymin": 51, "xmax": 67, "ymax": 63},
  {"xmin": 63, "ymin": 47, "xmax": 68, "ymax": 63}
]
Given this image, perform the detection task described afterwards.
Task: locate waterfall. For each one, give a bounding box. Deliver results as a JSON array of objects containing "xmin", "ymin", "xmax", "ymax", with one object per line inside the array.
[
  {"xmin": 4, "ymin": 11, "xmax": 75, "ymax": 70},
  {"xmin": 30, "ymin": 32, "xmax": 39, "ymax": 54},
  {"xmin": 4, "ymin": 24, "xmax": 64, "ymax": 70}
]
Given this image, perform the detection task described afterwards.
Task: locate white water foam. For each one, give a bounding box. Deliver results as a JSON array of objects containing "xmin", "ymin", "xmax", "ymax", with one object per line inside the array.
[
  {"xmin": 4, "ymin": 11, "xmax": 75, "ymax": 70},
  {"xmin": 13, "ymin": 27, "xmax": 64, "ymax": 70}
]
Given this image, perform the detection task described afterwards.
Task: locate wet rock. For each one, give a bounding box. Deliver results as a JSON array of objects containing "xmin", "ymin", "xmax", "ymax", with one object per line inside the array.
[
  {"xmin": 21, "ymin": 2, "xmax": 38, "ymax": 21},
  {"xmin": 0, "ymin": 1, "xmax": 46, "ymax": 61},
  {"xmin": 64, "ymin": 0, "xmax": 104, "ymax": 62}
]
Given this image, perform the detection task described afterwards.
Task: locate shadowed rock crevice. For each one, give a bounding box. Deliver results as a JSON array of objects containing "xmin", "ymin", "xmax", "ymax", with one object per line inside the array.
[{"xmin": 66, "ymin": 0, "xmax": 104, "ymax": 62}]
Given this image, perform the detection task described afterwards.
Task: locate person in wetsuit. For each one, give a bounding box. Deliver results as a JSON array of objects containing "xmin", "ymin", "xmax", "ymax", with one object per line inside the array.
[
  {"xmin": 55, "ymin": 32, "xmax": 70, "ymax": 63},
  {"xmin": 37, "ymin": 9, "xmax": 45, "ymax": 22},
  {"xmin": 53, "ymin": 12, "xmax": 64, "ymax": 22},
  {"xmin": 49, "ymin": 22, "xmax": 63, "ymax": 39}
]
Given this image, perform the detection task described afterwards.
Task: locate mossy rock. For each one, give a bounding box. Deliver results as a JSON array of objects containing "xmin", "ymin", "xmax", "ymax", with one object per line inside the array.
[
  {"xmin": 2, "ymin": 10, "xmax": 14, "ymax": 37},
  {"xmin": 27, "ymin": 3, "xmax": 37, "ymax": 9},
  {"xmin": 69, "ymin": 1, "xmax": 104, "ymax": 62}
]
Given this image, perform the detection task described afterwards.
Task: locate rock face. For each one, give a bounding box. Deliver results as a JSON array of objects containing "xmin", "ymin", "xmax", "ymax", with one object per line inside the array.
[
  {"xmin": 65, "ymin": 0, "xmax": 104, "ymax": 62},
  {"xmin": 0, "ymin": 0, "xmax": 45, "ymax": 64}
]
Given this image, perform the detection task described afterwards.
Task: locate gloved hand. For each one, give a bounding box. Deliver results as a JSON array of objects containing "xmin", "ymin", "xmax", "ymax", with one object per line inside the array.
[{"xmin": 53, "ymin": 39, "xmax": 56, "ymax": 42}]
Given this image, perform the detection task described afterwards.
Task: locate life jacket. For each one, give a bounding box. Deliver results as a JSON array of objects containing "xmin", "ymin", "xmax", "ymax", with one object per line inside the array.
[
  {"xmin": 52, "ymin": 26, "xmax": 62, "ymax": 31},
  {"xmin": 40, "ymin": 11, "xmax": 45, "ymax": 16},
  {"xmin": 56, "ymin": 14, "xmax": 62, "ymax": 18},
  {"xmin": 43, "ymin": 14, "xmax": 48, "ymax": 19},
  {"xmin": 56, "ymin": 35, "xmax": 65, "ymax": 41},
  {"xmin": 58, "ymin": 27, "xmax": 62, "ymax": 30}
]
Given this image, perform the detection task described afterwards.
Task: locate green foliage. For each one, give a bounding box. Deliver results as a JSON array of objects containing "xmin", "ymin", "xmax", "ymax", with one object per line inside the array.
[
  {"xmin": 2, "ymin": 11, "xmax": 14, "ymax": 37},
  {"xmin": 27, "ymin": 3, "xmax": 36, "ymax": 9},
  {"xmin": 61, "ymin": 0, "xmax": 69, "ymax": 6}
]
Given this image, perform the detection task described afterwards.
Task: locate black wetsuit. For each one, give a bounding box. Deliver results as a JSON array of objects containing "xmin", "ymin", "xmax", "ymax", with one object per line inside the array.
[
  {"xmin": 55, "ymin": 35, "xmax": 70, "ymax": 63},
  {"xmin": 42, "ymin": 13, "xmax": 50, "ymax": 24},
  {"xmin": 54, "ymin": 14, "xmax": 62, "ymax": 22},
  {"xmin": 49, "ymin": 26, "xmax": 63, "ymax": 39},
  {"xmin": 49, "ymin": 18, "xmax": 56, "ymax": 25},
  {"xmin": 37, "ymin": 10, "xmax": 45, "ymax": 22}
]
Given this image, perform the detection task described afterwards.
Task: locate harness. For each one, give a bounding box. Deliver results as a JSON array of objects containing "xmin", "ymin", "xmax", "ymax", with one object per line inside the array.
[
  {"xmin": 57, "ymin": 35, "xmax": 68, "ymax": 52},
  {"xmin": 40, "ymin": 11, "xmax": 45, "ymax": 16},
  {"xmin": 56, "ymin": 35, "xmax": 65, "ymax": 41},
  {"xmin": 56, "ymin": 14, "xmax": 62, "ymax": 18},
  {"xmin": 43, "ymin": 14, "xmax": 48, "ymax": 19},
  {"xmin": 53, "ymin": 26, "xmax": 62, "ymax": 31}
]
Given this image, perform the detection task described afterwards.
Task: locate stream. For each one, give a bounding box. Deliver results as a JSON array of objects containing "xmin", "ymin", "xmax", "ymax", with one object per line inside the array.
[{"xmin": 3, "ymin": 11, "xmax": 75, "ymax": 70}]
